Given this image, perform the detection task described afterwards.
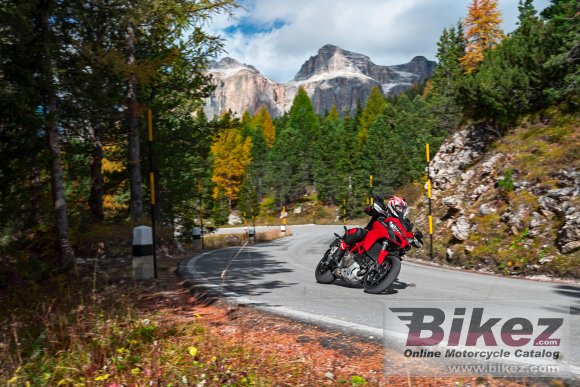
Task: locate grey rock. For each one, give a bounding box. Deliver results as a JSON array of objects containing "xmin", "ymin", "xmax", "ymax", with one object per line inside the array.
[
  {"xmin": 529, "ymin": 212, "xmax": 543, "ymax": 229},
  {"xmin": 539, "ymin": 255, "xmax": 553, "ymax": 264},
  {"xmin": 461, "ymin": 169, "xmax": 475, "ymax": 182},
  {"xmin": 446, "ymin": 248, "xmax": 455, "ymax": 260},
  {"xmin": 507, "ymin": 205, "xmax": 528, "ymax": 230},
  {"xmin": 451, "ymin": 216, "xmax": 471, "ymax": 241},
  {"xmin": 561, "ymin": 241, "xmax": 580, "ymax": 254},
  {"xmin": 500, "ymin": 206, "xmax": 528, "ymax": 233},
  {"xmin": 471, "ymin": 184, "xmax": 489, "ymax": 200},
  {"xmin": 540, "ymin": 209, "xmax": 556, "ymax": 219},
  {"xmin": 479, "ymin": 202, "xmax": 496, "ymax": 216},
  {"xmin": 558, "ymin": 209, "xmax": 580, "ymax": 253},
  {"xmin": 443, "ymin": 196, "xmax": 462, "ymax": 210},
  {"xmin": 464, "ymin": 245, "xmax": 475, "ymax": 254},
  {"xmin": 538, "ymin": 196, "xmax": 561, "ymax": 214},
  {"xmin": 547, "ymin": 187, "xmax": 573, "ymax": 199},
  {"xmin": 480, "ymin": 154, "xmax": 503, "ymax": 176}
]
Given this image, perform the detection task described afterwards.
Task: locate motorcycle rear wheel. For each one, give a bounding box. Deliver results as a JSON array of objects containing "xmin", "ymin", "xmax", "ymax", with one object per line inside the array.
[
  {"xmin": 315, "ymin": 250, "xmax": 336, "ymax": 284},
  {"xmin": 363, "ymin": 255, "xmax": 401, "ymax": 294}
]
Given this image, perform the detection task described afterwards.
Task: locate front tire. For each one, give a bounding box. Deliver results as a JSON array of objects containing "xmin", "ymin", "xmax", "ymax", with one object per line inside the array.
[
  {"xmin": 363, "ymin": 255, "xmax": 401, "ymax": 294},
  {"xmin": 315, "ymin": 250, "xmax": 336, "ymax": 284}
]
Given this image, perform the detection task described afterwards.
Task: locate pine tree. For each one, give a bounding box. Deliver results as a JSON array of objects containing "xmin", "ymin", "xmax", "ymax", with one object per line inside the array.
[
  {"xmin": 357, "ymin": 86, "xmax": 386, "ymax": 143},
  {"xmin": 253, "ymin": 105, "xmax": 276, "ymax": 148},
  {"xmin": 460, "ymin": 0, "xmax": 504, "ymax": 74},
  {"xmin": 463, "ymin": 0, "xmax": 552, "ymax": 125},
  {"xmin": 541, "ymin": 0, "xmax": 579, "ymax": 107},
  {"xmin": 313, "ymin": 106, "xmax": 345, "ymax": 204},
  {"xmin": 267, "ymin": 87, "xmax": 318, "ymax": 204},
  {"xmin": 429, "ymin": 22, "xmax": 466, "ymax": 133}
]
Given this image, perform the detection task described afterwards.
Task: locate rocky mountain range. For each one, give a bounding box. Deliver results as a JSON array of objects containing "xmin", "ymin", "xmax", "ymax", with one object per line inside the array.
[{"xmin": 204, "ymin": 44, "xmax": 436, "ymax": 118}]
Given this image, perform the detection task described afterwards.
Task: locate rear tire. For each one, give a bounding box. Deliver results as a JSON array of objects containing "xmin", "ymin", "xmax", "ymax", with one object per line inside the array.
[
  {"xmin": 363, "ymin": 255, "xmax": 401, "ymax": 294},
  {"xmin": 315, "ymin": 250, "xmax": 336, "ymax": 284}
]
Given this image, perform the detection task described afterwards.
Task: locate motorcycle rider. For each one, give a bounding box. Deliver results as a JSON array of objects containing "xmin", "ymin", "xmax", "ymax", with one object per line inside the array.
[{"xmin": 332, "ymin": 194, "xmax": 422, "ymax": 261}]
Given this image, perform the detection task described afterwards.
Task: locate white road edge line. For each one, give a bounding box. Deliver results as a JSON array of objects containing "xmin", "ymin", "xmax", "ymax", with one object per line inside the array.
[
  {"xmin": 181, "ymin": 249, "xmax": 580, "ymax": 378},
  {"xmin": 182, "ymin": 251, "xmax": 384, "ymax": 338}
]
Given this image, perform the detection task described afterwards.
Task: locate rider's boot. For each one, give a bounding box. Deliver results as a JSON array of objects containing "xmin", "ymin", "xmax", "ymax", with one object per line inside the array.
[{"xmin": 332, "ymin": 241, "xmax": 349, "ymax": 262}]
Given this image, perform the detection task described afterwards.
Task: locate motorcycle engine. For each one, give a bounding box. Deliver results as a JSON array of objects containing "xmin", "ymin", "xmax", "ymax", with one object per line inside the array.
[{"xmin": 334, "ymin": 252, "xmax": 364, "ymax": 284}]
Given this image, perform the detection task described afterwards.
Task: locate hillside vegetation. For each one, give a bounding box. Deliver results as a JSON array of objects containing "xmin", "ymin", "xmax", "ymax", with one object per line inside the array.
[{"xmin": 413, "ymin": 111, "xmax": 578, "ymax": 278}]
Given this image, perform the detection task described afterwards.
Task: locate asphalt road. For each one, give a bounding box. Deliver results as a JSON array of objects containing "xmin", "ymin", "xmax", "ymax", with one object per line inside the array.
[{"xmin": 180, "ymin": 224, "xmax": 580, "ymax": 377}]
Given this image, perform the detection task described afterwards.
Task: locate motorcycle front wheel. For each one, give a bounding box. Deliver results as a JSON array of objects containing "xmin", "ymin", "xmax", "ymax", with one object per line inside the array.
[
  {"xmin": 315, "ymin": 250, "xmax": 336, "ymax": 284},
  {"xmin": 362, "ymin": 255, "xmax": 401, "ymax": 294}
]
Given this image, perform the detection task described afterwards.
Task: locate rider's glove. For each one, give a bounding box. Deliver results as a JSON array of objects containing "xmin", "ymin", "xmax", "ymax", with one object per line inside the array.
[
  {"xmin": 411, "ymin": 231, "xmax": 423, "ymax": 248},
  {"xmin": 414, "ymin": 231, "xmax": 423, "ymax": 243}
]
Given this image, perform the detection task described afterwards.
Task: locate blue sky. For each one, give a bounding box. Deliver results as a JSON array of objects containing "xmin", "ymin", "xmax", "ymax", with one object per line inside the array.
[{"xmin": 208, "ymin": 0, "xmax": 552, "ymax": 82}]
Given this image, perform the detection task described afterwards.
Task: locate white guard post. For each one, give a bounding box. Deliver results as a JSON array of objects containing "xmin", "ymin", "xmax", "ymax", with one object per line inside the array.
[{"xmin": 132, "ymin": 226, "xmax": 154, "ymax": 279}]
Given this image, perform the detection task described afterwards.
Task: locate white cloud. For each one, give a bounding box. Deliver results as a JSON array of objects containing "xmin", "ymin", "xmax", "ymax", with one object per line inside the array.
[{"xmin": 208, "ymin": 0, "xmax": 551, "ymax": 82}]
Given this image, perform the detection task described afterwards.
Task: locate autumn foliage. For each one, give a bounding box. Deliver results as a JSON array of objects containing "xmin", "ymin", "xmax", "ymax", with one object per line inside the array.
[
  {"xmin": 460, "ymin": 0, "xmax": 504, "ymax": 73},
  {"xmin": 210, "ymin": 125, "xmax": 252, "ymax": 204}
]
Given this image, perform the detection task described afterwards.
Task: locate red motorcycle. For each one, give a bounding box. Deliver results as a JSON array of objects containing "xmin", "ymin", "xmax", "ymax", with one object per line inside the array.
[{"xmin": 315, "ymin": 211, "xmax": 422, "ymax": 294}]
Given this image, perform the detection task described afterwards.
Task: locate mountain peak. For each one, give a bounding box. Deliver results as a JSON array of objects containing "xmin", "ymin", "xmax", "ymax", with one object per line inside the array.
[
  {"xmin": 293, "ymin": 44, "xmax": 372, "ymax": 82},
  {"xmin": 205, "ymin": 46, "xmax": 437, "ymax": 118},
  {"xmin": 209, "ymin": 57, "xmax": 259, "ymax": 74},
  {"xmin": 319, "ymin": 44, "xmax": 340, "ymax": 53}
]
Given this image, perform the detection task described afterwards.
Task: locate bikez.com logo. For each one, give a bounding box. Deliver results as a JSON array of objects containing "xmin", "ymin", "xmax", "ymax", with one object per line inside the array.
[{"xmin": 391, "ymin": 308, "xmax": 563, "ymax": 348}]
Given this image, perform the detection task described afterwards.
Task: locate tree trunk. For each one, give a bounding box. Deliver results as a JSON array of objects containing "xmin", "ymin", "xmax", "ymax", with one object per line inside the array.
[
  {"xmin": 40, "ymin": 0, "xmax": 74, "ymax": 265},
  {"xmin": 47, "ymin": 94, "xmax": 75, "ymax": 264},
  {"xmin": 126, "ymin": 21, "xmax": 144, "ymax": 220},
  {"xmin": 89, "ymin": 125, "xmax": 104, "ymax": 222}
]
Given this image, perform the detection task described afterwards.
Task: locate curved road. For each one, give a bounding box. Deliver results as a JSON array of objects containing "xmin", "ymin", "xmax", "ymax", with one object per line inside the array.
[{"xmin": 180, "ymin": 225, "xmax": 579, "ymax": 377}]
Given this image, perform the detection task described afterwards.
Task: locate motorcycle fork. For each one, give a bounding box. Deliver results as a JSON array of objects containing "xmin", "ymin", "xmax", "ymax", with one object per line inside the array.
[{"xmin": 377, "ymin": 241, "xmax": 389, "ymax": 265}]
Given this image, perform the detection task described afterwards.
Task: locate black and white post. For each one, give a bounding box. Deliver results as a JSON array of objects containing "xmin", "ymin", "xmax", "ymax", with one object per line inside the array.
[{"xmin": 132, "ymin": 225, "xmax": 155, "ymax": 279}]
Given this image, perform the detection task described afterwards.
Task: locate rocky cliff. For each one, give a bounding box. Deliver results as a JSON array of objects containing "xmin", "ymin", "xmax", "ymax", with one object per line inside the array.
[
  {"xmin": 204, "ymin": 57, "xmax": 291, "ymax": 118},
  {"xmin": 412, "ymin": 116, "xmax": 579, "ymax": 279},
  {"xmin": 204, "ymin": 45, "xmax": 436, "ymax": 118}
]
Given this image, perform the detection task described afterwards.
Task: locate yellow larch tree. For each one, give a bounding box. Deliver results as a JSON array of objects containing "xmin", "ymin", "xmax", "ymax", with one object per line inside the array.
[
  {"xmin": 460, "ymin": 0, "xmax": 504, "ymax": 74},
  {"xmin": 210, "ymin": 126, "xmax": 252, "ymax": 205},
  {"xmin": 253, "ymin": 105, "xmax": 276, "ymax": 148}
]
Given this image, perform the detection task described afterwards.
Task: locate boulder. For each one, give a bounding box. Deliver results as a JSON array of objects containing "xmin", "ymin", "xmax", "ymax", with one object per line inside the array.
[
  {"xmin": 451, "ymin": 216, "xmax": 471, "ymax": 241},
  {"xmin": 471, "ymin": 184, "xmax": 490, "ymax": 201},
  {"xmin": 538, "ymin": 196, "xmax": 561, "ymax": 214},
  {"xmin": 558, "ymin": 210, "xmax": 580, "ymax": 254},
  {"xmin": 443, "ymin": 196, "xmax": 463, "ymax": 217},
  {"xmin": 479, "ymin": 202, "xmax": 496, "ymax": 216},
  {"xmin": 547, "ymin": 187, "xmax": 573, "ymax": 199},
  {"xmin": 480, "ymin": 153, "xmax": 503, "ymax": 176}
]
